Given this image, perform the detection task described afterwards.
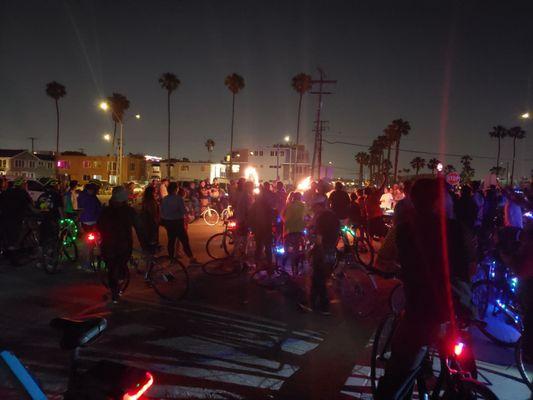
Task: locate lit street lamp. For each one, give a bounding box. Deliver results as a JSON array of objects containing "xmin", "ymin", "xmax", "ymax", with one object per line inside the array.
[
  {"xmin": 521, "ymin": 112, "xmax": 530, "ymax": 119},
  {"xmin": 99, "ymin": 100, "xmax": 141, "ymax": 185},
  {"xmin": 103, "ymin": 133, "xmax": 111, "ymax": 142}
]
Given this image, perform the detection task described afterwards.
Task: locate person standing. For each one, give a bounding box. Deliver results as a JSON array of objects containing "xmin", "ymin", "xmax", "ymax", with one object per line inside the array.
[
  {"xmin": 141, "ymin": 185, "xmax": 160, "ymax": 248},
  {"xmin": 250, "ymin": 182, "xmax": 276, "ymax": 270},
  {"xmin": 379, "ymin": 187, "xmax": 394, "ymax": 211},
  {"xmin": 63, "ymin": 180, "xmax": 78, "ymax": 218},
  {"xmin": 97, "ymin": 186, "xmax": 135, "ymax": 303},
  {"xmin": 328, "ymin": 181, "xmax": 351, "ymax": 222},
  {"xmin": 159, "ymin": 179, "xmax": 169, "ymax": 201},
  {"xmin": 160, "ymin": 182, "xmax": 198, "ymax": 264}
]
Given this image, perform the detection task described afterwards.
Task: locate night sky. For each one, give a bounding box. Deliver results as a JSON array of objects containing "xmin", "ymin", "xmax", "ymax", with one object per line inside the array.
[{"xmin": 1, "ymin": 0, "xmax": 532, "ymax": 179}]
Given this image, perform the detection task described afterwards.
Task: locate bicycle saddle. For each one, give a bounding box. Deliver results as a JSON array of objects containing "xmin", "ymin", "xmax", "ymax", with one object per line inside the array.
[{"xmin": 50, "ymin": 317, "xmax": 107, "ymax": 350}]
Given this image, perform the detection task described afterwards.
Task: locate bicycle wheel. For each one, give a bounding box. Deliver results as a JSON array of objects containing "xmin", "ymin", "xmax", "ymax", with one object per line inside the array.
[
  {"xmin": 251, "ymin": 267, "xmax": 289, "ymax": 288},
  {"xmin": 472, "ymin": 280, "xmax": 522, "ymax": 346},
  {"xmin": 354, "ymin": 236, "xmax": 375, "ymax": 268},
  {"xmin": 149, "ymin": 256, "xmax": 189, "ymax": 301},
  {"xmin": 202, "ymin": 257, "xmax": 244, "ymax": 276},
  {"xmin": 98, "ymin": 260, "xmax": 131, "ymax": 293},
  {"xmin": 203, "ymin": 208, "xmax": 219, "ymax": 226},
  {"xmin": 371, "ymin": 313, "xmax": 399, "ymax": 395},
  {"xmin": 206, "ymin": 232, "xmax": 233, "ymax": 259},
  {"xmin": 389, "ymin": 282, "xmax": 405, "ymax": 315},
  {"xmin": 61, "ymin": 238, "xmax": 78, "ymax": 262},
  {"xmin": 336, "ymin": 267, "xmax": 378, "ymax": 317},
  {"xmin": 438, "ymin": 377, "xmax": 499, "ymax": 399},
  {"xmin": 516, "ymin": 337, "xmax": 533, "ymax": 391}
]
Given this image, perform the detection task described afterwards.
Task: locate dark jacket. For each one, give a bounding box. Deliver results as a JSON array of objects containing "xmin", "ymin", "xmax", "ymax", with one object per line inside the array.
[{"xmin": 97, "ymin": 203, "xmax": 135, "ymax": 258}]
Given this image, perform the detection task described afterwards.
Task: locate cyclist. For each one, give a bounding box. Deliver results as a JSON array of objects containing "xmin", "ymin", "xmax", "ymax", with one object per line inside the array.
[
  {"xmin": 77, "ymin": 183, "xmax": 102, "ymax": 232},
  {"xmin": 328, "ymin": 181, "xmax": 350, "ymax": 223},
  {"xmin": 375, "ymin": 178, "xmax": 476, "ymax": 399},
  {"xmin": 97, "ymin": 186, "xmax": 135, "ymax": 303},
  {"xmin": 281, "ymin": 191, "xmax": 306, "ymax": 276},
  {"xmin": 160, "ymin": 182, "xmax": 198, "ymax": 264},
  {"xmin": 299, "ymin": 198, "xmax": 340, "ymax": 315},
  {"xmin": 37, "ymin": 178, "xmax": 65, "ymax": 251},
  {"xmin": 250, "ymin": 182, "xmax": 277, "ymax": 271},
  {"xmin": 365, "ymin": 174, "xmax": 387, "ymax": 240},
  {"xmin": 63, "ymin": 180, "xmax": 79, "ymax": 219},
  {"xmin": 140, "ymin": 185, "xmax": 160, "ymax": 248},
  {"xmin": 0, "ymin": 177, "xmax": 33, "ymax": 253}
]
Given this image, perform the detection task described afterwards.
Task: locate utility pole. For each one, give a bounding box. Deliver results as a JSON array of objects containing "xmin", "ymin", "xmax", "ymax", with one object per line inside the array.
[
  {"xmin": 310, "ymin": 68, "xmax": 336, "ymax": 179},
  {"xmin": 28, "ymin": 137, "xmax": 38, "ymax": 153}
]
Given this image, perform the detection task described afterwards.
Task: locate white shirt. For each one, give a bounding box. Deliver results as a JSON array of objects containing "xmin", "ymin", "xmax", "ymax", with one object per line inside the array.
[{"xmin": 380, "ymin": 192, "xmax": 394, "ymax": 210}]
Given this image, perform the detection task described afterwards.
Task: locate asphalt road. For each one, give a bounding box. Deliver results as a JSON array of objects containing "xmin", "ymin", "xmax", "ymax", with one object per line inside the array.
[{"xmin": 0, "ymin": 221, "xmax": 530, "ymax": 399}]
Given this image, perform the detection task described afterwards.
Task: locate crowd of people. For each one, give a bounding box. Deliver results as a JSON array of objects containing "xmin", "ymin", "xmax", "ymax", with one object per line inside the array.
[{"xmin": 1, "ymin": 173, "xmax": 532, "ymax": 397}]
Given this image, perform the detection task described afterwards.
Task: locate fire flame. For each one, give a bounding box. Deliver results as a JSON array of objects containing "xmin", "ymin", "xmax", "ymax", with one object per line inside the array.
[{"xmin": 297, "ymin": 176, "xmax": 311, "ymax": 192}]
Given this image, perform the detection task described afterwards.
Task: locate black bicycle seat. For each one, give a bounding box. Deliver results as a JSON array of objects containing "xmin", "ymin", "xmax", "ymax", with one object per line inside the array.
[{"xmin": 50, "ymin": 317, "xmax": 107, "ymax": 350}]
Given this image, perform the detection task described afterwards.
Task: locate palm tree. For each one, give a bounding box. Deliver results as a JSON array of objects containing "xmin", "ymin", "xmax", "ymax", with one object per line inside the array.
[
  {"xmin": 106, "ymin": 93, "xmax": 130, "ymax": 147},
  {"xmin": 488, "ymin": 125, "xmax": 507, "ymax": 176},
  {"xmin": 205, "ymin": 139, "xmax": 215, "ymax": 162},
  {"xmin": 355, "ymin": 152, "xmax": 370, "ymax": 185},
  {"xmin": 460, "ymin": 155, "xmax": 475, "ymax": 183},
  {"xmin": 291, "ymin": 73, "xmax": 312, "ymax": 181},
  {"xmin": 383, "ymin": 124, "xmax": 395, "ymax": 164},
  {"xmin": 224, "ymin": 73, "xmax": 245, "ymax": 177},
  {"xmin": 159, "ymin": 73, "xmax": 181, "ymax": 178},
  {"xmin": 444, "ymin": 164, "xmax": 456, "ymax": 174},
  {"xmin": 45, "ymin": 81, "xmax": 67, "ymax": 172},
  {"xmin": 410, "ymin": 156, "xmax": 426, "ymax": 176},
  {"xmin": 507, "ymin": 126, "xmax": 526, "ymax": 184},
  {"xmin": 427, "ymin": 158, "xmax": 440, "ymax": 175},
  {"xmin": 390, "ymin": 118, "xmax": 411, "ymax": 181}
]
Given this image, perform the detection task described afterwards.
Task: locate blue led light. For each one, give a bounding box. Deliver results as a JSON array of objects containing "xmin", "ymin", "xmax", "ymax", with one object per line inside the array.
[{"xmin": 276, "ymin": 246, "xmax": 285, "ymax": 255}]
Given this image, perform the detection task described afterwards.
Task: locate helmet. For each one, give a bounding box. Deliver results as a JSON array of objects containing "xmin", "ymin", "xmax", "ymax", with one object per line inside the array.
[
  {"xmin": 42, "ymin": 178, "xmax": 59, "ymax": 188},
  {"xmin": 13, "ymin": 177, "xmax": 25, "ymax": 187}
]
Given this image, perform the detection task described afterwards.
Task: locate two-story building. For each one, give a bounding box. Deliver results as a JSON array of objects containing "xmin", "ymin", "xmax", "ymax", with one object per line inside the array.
[
  {"xmin": 56, "ymin": 152, "xmax": 147, "ymax": 184},
  {"xmin": 226, "ymin": 144, "xmax": 312, "ymax": 183},
  {"xmin": 0, "ymin": 149, "xmax": 55, "ymax": 179}
]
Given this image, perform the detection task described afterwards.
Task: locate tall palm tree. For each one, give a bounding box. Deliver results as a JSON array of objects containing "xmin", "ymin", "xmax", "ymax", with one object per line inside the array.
[
  {"xmin": 427, "ymin": 158, "xmax": 440, "ymax": 175},
  {"xmin": 444, "ymin": 164, "xmax": 456, "ymax": 174},
  {"xmin": 159, "ymin": 73, "xmax": 181, "ymax": 178},
  {"xmin": 507, "ymin": 126, "xmax": 526, "ymax": 184},
  {"xmin": 488, "ymin": 125, "xmax": 507, "ymax": 176},
  {"xmin": 205, "ymin": 139, "xmax": 215, "ymax": 162},
  {"xmin": 224, "ymin": 73, "xmax": 245, "ymax": 177},
  {"xmin": 45, "ymin": 81, "xmax": 67, "ymax": 172},
  {"xmin": 390, "ymin": 119, "xmax": 411, "ymax": 181},
  {"xmin": 377, "ymin": 134, "xmax": 392, "ymax": 180},
  {"xmin": 383, "ymin": 124, "xmax": 395, "ymax": 164},
  {"xmin": 460, "ymin": 155, "xmax": 475, "ymax": 183},
  {"xmin": 355, "ymin": 152, "xmax": 370, "ymax": 185},
  {"xmin": 106, "ymin": 93, "xmax": 130, "ymax": 154},
  {"xmin": 410, "ymin": 156, "xmax": 426, "ymax": 176},
  {"xmin": 291, "ymin": 73, "xmax": 312, "ymax": 181}
]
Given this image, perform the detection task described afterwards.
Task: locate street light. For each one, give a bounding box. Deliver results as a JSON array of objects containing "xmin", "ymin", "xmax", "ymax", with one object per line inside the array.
[
  {"xmin": 284, "ymin": 135, "xmax": 290, "ymax": 143},
  {"xmin": 99, "ymin": 101, "xmax": 109, "ymax": 111},
  {"xmin": 437, "ymin": 162, "xmax": 443, "ymax": 172},
  {"xmin": 135, "ymin": 114, "xmax": 141, "ymax": 119},
  {"xmin": 521, "ymin": 112, "xmax": 530, "ymax": 119},
  {"xmin": 103, "ymin": 133, "xmax": 111, "ymax": 142}
]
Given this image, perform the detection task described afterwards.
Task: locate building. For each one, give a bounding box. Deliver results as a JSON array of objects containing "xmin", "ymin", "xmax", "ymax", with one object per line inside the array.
[
  {"xmin": 226, "ymin": 144, "xmax": 312, "ymax": 183},
  {"xmin": 0, "ymin": 149, "xmax": 55, "ymax": 179},
  {"xmin": 56, "ymin": 152, "xmax": 147, "ymax": 184},
  {"xmin": 151, "ymin": 158, "xmax": 221, "ymax": 183}
]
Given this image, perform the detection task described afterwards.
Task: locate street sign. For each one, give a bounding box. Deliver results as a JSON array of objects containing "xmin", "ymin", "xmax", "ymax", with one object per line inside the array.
[{"xmin": 446, "ymin": 171, "xmax": 460, "ymax": 186}]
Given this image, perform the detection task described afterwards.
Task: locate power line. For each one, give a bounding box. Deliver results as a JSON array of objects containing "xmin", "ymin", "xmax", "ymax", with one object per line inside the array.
[{"xmin": 323, "ymin": 138, "xmax": 533, "ymax": 162}]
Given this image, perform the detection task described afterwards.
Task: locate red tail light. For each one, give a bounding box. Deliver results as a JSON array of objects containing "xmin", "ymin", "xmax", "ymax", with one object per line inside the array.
[
  {"xmin": 453, "ymin": 342, "xmax": 464, "ymax": 357},
  {"xmin": 227, "ymin": 220, "xmax": 237, "ymax": 229},
  {"xmin": 123, "ymin": 372, "xmax": 154, "ymax": 400},
  {"xmin": 87, "ymin": 233, "xmax": 96, "ymax": 242}
]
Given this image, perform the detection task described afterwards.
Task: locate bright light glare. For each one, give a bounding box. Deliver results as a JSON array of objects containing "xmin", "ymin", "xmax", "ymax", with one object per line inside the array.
[
  {"xmin": 284, "ymin": 135, "xmax": 290, "ymax": 142},
  {"xmin": 135, "ymin": 114, "xmax": 141, "ymax": 119},
  {"xmin": 524, "ymin": 211, "xmax": 533, "ymax": 219},
  {"xmin": 103, "ymin": 133, "xmax": 111, "ymax": 142},
  {"xmin": 453, "ymin": 342, "xmax": 464, "ymax": 357},
  {"xmin": 99, "ymin": 101, "xmax": 109, "ymax": 111},
  {"xmin": 253, "ymin": 187, "xmax": 260, "ymax": 194},
  {"xmin": 521, "ymin": 112, "xmax": 530, "ymax": 119},
  {"xmin": 437, "ymin": 163, "xmax": 443, "ymax": 172},
  {"xmin": 244, "ymin": 166, "xmax": 259, "ymax": 187},
  {"xmin": 297, "ymin": 176, "xmax": 311, "ymax": 192},
  {"xmin": 87, "ymin": 233, "xmax": 96, "ymax": 241}
]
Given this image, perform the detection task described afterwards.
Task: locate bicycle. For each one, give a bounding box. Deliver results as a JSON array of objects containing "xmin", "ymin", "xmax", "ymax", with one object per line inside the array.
[
  {"xmin": 471, "ymin": 262, "xmax": 523, "ymax": 347},
  {"xmin": 87, "ymin": 233, "xmax": 189, "ymax": 302},
  {"xmin": 370, "ymin": 314, "xmax": 498, "ymax": 399},
  {"xmin": 515, "ymin": 337, "xmax": 533, "ymax": 392},
  {"xmin": 41, "ymin": 217, "xmax": 78, "ymax": 274},
  {"xmin": 220, "ymin": 204, "xmax": 233, "ymax": 222},
  {"xmin": 201, "ymin": 204, "xmax": 219, "ymax": 226},
  {"xmin": 1, "ymin": 316, "xmax": 154, "ymax": 399},
  {"xmin": 205, "ymin": 219, "xmax": 237, "ymax": 260}
]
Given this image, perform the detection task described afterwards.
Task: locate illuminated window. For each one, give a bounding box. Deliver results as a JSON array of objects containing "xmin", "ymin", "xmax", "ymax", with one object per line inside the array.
[
  {"xmin": 93, "ymin": 161, "xmax": 102, "ymax": 168},
  {"xmin": 83, "ymin": 161, "xmax": 91, "ymax": 168},
  {"xmin": 57, "ymin": 160, "xmax": 70, "ymax": 169}
]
